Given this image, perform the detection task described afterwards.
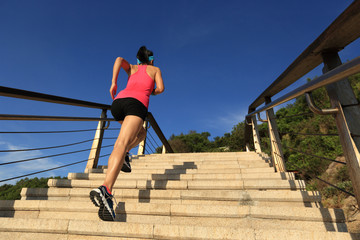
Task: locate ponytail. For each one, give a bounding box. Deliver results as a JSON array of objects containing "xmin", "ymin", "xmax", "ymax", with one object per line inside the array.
[{"xmin": 137, "ymin": 46, "xmax": 153, "ymax": 64}]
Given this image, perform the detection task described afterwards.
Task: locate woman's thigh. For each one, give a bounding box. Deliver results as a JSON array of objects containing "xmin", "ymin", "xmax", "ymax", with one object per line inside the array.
[{"xmin": 116, "ymin": 115, "xmax": 144, "ymax": 146}]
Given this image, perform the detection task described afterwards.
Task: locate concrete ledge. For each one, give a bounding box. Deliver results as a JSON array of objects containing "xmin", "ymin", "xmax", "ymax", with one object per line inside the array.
[
  {"xmin": 68, "ymin": 234, "xmax": 149, "ymax": 240},
  {"xmin": 243, "ymin": 179, "xmax": 306, "ymax": 190},
  {"xmin": 153, "ymin": 224, "xmax": 255, "ymax": 240},
  {"xmin": 0, "ymin": 218, "xmax": 69, "ymax": 234},
  {"xmin": 2, "ymin": 200, "xmax": 341, "ymax": 223},
  {"xmin": 21, "ymin": 188, "xmax": 70, "ymax": 200},
  {"xmin": 250, "ymin": 206, "xmax": 346, "ymax": 223},
  {"xmin": 0, "ymin": 210, "xmax": 40, "ymax": 218},
  {"xmin": 188, "ymin": 180, "xmax": 244, "ymax": 190},
  {"xmin": 170, "ymin": 204, "xmax": 250, "ymax": 218},
  {"xmin": 18, "ymin": 188, "xmax": 322, "ymax": 203},
  {"xmin": 0, "ymin": 232, "xmax": 68, "ymax": 240},
  {"xmin": 254, "ymin": 229, "xmax": 359, "ymax": 240},
  {"xmin": 67, "ymin": 220, "xmax": 154, "ymax": 239},
  {"xmin": 46, "ymin": 178, "xmax": 307, "ymax": 191},
  {"xmin": 136, "ymin": 180, "xmax": 188, "ymax": 190},
  {"xmin": 69, "ymin": 172, "xmax": 290, "ymax": 181},
  {"xmin": 0, "ymin": 200, "xmax": 40, "ymax": 211}
]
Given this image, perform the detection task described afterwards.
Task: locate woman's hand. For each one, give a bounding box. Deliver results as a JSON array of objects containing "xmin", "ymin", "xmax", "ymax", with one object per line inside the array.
[{"xmin": 110, "ymin": 83, "xmax": 117, "ymax": 100}]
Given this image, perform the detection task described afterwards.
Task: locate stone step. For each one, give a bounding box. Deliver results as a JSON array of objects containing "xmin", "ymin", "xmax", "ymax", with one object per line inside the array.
[
  {"xmin": 131, "ymin": 157, "xmax": 267, "ymax": 163},
  {"xmin": 1, "ymin": 213, "xmax": 347, "ymax": 233},
  {"xmin": 46, "ymin": 179, "xmax": 306, "ymax": 191},
  {"xmin": 68, "ymin": 172, "xmax": 295, "ymax": 181},
  {"xmin": 21, "ymin": 188, "xmax": 321, "ymax": 204},
  {"xmin": 138, "ymin": 152, "xmax": 258, "ymax": 157},
  {"xmin": 87, "ymin": 167, "xmax": 277, "ymax": 174},
  {"xmin": 95, "ymin": 162, "xmax": 270, "ymax": 169},
  {"xmin": 101, "ymin": 164, "xmax": 271, "ymax": 171},
  {"xmin": 120, "ymin": 161, "xmax": 269, "ymax": 167},
  {"xmin": 0, "ymin": 200, "xmax": 346, "ymax": 223},
  {"xmin": 59, "ymin": 197, "xmax": 322, "ymax": 208},
  {"xmin": 0, "ymin": 218, "xmax": 357, "ymax": 240},
  {"xmin": 0, "ymin": 232, "xmax": 144, "ymax": 240},
  {"xmin": 137, "ymin": 154, "xmax": 264, "ymax": 161}
]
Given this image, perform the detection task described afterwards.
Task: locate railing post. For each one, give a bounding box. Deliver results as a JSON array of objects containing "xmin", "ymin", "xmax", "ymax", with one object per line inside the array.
[
  {"xmin": 137, "ymin": 120, "xmax": 149, "ymax": 155},
  {"xmin": 162, "ymin": 145, "xmax": 166, "ymax": 154},
  {"xmin": 322, "ymin": 50, "xmax": 360, "ymax": 207},
  {"xmin": 251, "ymin": 115, "xmax": 262, "ymax": 153},
  {"xmin": 265, "ymin": 97, "xmax": 287, "ymax": 172},
  {"xmin": 85, "ymin": 109, "xmax": 107, "ymax": 172}
]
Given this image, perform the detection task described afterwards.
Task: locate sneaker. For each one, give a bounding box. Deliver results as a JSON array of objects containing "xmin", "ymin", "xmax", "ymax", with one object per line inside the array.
[
  {"xmin": 121, "ymin": 152, "xmax": 132, "ymax": 173},
  {"xmin": 90, "ymin": 185, "xmax": 115, "ymax": 221}
]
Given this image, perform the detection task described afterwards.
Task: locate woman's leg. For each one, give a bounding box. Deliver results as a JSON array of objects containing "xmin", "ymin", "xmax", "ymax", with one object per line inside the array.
[
  {"xmin": 126, "ymin": 127, "xmax": 146, "ymax": 152},
  {"xmin": 103, "ymin": 115, "xmax": 144, "ymax": 192}
]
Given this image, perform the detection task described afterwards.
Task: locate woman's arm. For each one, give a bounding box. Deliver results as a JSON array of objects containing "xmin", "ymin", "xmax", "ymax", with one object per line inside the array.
[
  {"xmin": 152, "ymin": 68, "xmax": 165, "ymax": 95},
  {"xmin": 110, "ymin": 57, "xmax": 131, "ymax": 99}
]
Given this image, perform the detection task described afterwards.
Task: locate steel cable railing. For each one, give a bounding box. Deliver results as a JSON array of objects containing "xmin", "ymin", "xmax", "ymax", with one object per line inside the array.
[
  {"xmin": 0, "ymin": 127, "xmax": 120, "ymax": 134},
  {"xmin": 0, "ymin": 137, "xmax": 118, "ymax": 153},
  {"xmin": 285, "ymin": 160, "xmax": 355, "ymax": 198},
  {"xmin": 0, "ymin": 139, "xmax": 95, "ymax": 153},
  {"xmin": 0, "ymin": 124, "xmax": 118, "ymax": 183},
  {"xmin": 279, "ymin": 132, "xmax": 339, "ymax": 137},
  {"xmin": 148, "ymin": 130, "xmax": 161, "ymax": 147},
  {"xmin": 0, "ymin": 144, "xmax": 114, "ymax": 166},
  {"xmin": 254, "ymin": 106, "xmax": 356, "ymax": 198},
  {"xmin": 0, "ymin": 86, "xmax": 173, "ymax": 185},
  {"xmin": 286, "ymin": 146, "xmax": 346, "ymax": 165},
  {"xmin": 145, "ymin": 128, "xmax": 160, "ymax": 154},
  {"xmin": 146, "ymin": 130, "xmax": 161, "ymax": 153},
  {"xmin": 0, "ymin": 153, "xmax": 111, "ymax": 183}
]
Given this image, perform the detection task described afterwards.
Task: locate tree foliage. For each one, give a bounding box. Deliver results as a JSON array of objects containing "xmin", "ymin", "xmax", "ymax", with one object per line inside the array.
[
  {"xmin": 0, "ymin": 176, "xmax": 67, "ymax": 200},
  {"xmin": 165, "ymin": 122, "xmax": 247, "ymax": 153}
]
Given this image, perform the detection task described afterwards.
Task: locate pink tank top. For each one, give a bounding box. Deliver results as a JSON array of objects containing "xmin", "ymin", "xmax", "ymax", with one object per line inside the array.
[{"xmin": 115, "ymin": 65, "xmax": 155, "ymax": 109}]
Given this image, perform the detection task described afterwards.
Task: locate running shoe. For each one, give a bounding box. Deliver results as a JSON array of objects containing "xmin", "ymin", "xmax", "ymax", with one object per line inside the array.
[
  {"xmin": 121, "ymin": 152, "xmax": 132, "ymax": 173},
  {"xmin": 90, "ymin": 185, "xmax": 116, "ymax": 221}
]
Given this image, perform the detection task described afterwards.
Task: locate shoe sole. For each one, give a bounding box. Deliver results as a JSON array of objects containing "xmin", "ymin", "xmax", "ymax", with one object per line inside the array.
[{"xmin": 89, "ymin": 189, "xmax": 115, "ymax": 221}]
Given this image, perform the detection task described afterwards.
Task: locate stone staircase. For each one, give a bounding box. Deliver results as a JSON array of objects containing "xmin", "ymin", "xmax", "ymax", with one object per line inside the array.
[{"xmin": 0, "ymin": 152, "xmax": 359, "ymax": 239}]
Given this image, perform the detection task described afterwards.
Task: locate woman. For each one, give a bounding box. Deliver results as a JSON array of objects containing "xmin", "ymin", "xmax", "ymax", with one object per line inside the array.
[{"xmin": 90, "ymin": 46, "xmax": 165, "ymax": 221}]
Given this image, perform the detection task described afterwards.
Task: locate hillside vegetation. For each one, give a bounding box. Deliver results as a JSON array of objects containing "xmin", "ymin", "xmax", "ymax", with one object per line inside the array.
[
  {"xmin": 0, "ymin": 177, "xmax": 67, "ymax": 200},
  {"xmin": 166, "ymin": 74, "xmax": 360, "ymax": 208}
]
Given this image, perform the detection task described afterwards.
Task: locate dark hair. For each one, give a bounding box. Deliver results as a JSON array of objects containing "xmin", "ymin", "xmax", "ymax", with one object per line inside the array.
[{"xmin": 137, "ymin": 46, "xmax": 153, "ymax": 64}]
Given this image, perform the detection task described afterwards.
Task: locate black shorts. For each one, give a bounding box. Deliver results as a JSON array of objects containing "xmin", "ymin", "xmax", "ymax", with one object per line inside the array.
[{"xmin": 111, "ymin": 98, "xmax": 148, "ymax": 121}]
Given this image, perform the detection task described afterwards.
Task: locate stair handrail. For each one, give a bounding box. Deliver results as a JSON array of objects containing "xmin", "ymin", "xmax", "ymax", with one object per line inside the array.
[
  {"xmin": 245, "ymin": 1, "xmax": 360, "ymax": 207},
  {"xmin": 0, "ymin": 86, "xmax": 173, "ymax": 173}
]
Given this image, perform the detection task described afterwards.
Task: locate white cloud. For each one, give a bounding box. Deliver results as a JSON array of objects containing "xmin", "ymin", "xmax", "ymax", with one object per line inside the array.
[
  {"xmin": 205, "ymin": 109, "xmax": 247, "ymax": 133},
  {"xmin": 0, "ymin": 141, "xmax": 60, "ymax": 185}
]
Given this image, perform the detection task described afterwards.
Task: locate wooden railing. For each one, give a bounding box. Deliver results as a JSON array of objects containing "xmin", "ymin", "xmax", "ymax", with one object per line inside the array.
[
  {"xmin": 0, "ymin": 86, "xmax": 173, "ymax": 176},
  {"xmin": 245, "ymin": 1, "xmax": 360, "ymax": 206}
]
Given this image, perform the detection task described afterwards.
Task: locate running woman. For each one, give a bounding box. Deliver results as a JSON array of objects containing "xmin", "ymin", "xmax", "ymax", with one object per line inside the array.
[{"xmin": 90, "ymin": 46, "xmax": 165, "ymax": 221}]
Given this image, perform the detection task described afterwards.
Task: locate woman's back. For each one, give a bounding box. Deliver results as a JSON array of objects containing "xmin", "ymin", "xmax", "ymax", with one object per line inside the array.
[
  {"xmin": 115, "ymin": 65, "xmax": 156, "ymax": 108},
  {"xmin": 128, "ymin": 64, "xmax": 159, "ymax": 80}
]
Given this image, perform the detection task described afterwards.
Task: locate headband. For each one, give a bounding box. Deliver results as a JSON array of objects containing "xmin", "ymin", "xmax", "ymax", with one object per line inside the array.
[{"xmin": 137, "ymin": 56, "xmax": 154, "ymax": 64}]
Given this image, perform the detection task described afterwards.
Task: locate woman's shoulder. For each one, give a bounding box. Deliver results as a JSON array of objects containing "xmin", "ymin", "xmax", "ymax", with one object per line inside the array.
[{"xmin": 147, "ymin": 65, "xmax": 160, "ymax": 72}]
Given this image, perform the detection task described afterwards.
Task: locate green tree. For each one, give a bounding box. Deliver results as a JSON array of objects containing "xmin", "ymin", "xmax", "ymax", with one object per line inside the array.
[{"xmin": 0, "ymin": 176, "xmax": 67, "ymax": 200}]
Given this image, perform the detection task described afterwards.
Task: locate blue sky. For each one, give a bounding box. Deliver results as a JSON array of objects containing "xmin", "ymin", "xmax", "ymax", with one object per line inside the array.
[{"xmin": 1, "ymin": 0, "xmax": 359, "ymax": 184}]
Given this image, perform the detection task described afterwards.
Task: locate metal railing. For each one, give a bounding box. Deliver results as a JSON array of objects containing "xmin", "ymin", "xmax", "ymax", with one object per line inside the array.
[
  {"xmin": 0, "ymin": 86, "xmax": 173, "ymax": 182},
  {"xmin": 245, "ymin": 1, "xmax": 360, "ymax": 207}
]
